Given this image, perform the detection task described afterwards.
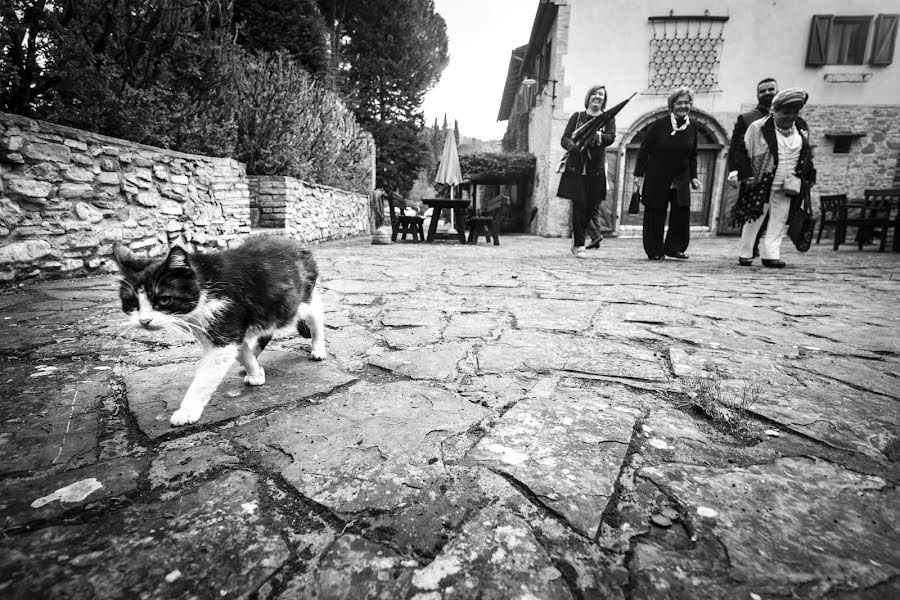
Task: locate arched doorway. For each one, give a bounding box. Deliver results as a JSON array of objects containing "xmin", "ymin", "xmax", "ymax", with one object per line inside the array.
[{"xmin": 612, "ymin": 109, "xmax": 729, "ymax": 235}]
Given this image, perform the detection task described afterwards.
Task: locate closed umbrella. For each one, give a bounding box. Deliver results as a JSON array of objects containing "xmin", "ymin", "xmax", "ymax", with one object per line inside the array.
[
  {"xmin": 435, "ymin": 131, "xmax": 463, "ymax": 231},
  {"xmin": 558, "ymin": 92, "xmax": 639, "ymax": 171}
]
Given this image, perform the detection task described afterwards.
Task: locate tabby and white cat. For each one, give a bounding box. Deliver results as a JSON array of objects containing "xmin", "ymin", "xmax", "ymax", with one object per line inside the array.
[{"xmin": 113, "ymin": 236, "xmax": 326, "ymax": 426}]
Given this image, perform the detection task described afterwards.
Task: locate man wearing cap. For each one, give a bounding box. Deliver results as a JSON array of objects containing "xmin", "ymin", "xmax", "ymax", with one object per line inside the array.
[{"xmin": 730, "ymin": 87, "xmax": 816, "ymax": 268}]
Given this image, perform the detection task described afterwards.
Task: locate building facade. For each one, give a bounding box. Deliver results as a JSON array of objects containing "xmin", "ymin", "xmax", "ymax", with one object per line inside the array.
[{"xmin": 499, "ymin": 0, "xmax": 900, "ymax": 238}]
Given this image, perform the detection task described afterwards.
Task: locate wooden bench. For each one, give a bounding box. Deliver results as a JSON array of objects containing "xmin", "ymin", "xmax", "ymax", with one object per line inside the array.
[
  {"xmin": 466, "ymin": 193, "xmax": 509, "ymax": 245},
  {"xmin": 816, "ymin": 194, "xmax": 848, "ymax": 251},
  {"xmin": 386, "ymin": 194, "xmax": 425, "ymax": 242},
  {"xmin": 829, "ymin": 188, "xmax": 900, "ymax": 252}
]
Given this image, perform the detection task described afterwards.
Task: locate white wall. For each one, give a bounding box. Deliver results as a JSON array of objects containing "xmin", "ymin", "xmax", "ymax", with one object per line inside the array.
[{"xmin": 560, "ymin": 0, "xmax": 900, "ymax": 131}]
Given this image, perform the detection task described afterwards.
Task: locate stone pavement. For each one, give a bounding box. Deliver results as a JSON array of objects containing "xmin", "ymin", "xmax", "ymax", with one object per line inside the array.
[{"xmin": 1, "ymin": 234, "xmax": 898, "ymax": 599}]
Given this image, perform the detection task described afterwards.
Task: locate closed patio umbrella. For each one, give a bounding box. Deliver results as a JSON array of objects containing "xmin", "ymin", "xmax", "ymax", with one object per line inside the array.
[
  {"xmin": 435, "ymin": 131, "xmax": 464, "ymax": 230},
  {"xmin": 558, "ymin": 92, "xmax": 639, "ymax": 171}
]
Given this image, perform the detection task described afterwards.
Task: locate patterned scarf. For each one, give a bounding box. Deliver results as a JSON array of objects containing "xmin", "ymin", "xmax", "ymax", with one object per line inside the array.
[{"xmin": 670, "ymin": 113, "xmax": 690, "ymax": 136}]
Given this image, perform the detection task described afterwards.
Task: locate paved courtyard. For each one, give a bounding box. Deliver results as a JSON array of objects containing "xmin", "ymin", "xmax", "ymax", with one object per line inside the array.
[{"xmin": 1, "ymin": 234, "xmax": 898, "ymax": 599}]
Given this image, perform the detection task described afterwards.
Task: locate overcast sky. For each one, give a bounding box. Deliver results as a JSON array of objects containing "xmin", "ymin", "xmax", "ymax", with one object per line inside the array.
[{"xmin": 422, "ymin": 0, "xmax": 537, "ymax": 141}]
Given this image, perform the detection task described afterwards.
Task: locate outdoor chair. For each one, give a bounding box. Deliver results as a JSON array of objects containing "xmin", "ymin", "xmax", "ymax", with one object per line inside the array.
[
  {"xmin": 387, "ymin": 194, "xmax": 425, "ymax": 242},
  {"xmin": 466, "ymin": 193, "xmax": 509, "ymax": 245},
  {"xmin": 835, "ymin": 189, "xmax": 899, "ymax": 252},
  {"xmin": 816, "ymin": 194, "xmax": 848, "ymax": 249}
]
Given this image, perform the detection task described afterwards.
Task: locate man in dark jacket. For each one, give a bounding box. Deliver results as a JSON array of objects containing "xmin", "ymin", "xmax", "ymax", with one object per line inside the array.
[{"xmin": 728, "ymin": 78, "xmax": 778, "ymax": 181}]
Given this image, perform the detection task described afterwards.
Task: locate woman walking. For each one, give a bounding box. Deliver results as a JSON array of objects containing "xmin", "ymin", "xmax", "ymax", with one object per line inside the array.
[
  {"xmin": 557, "ymin": 84, "xmax": 616, "ymax": 258},
  {"xmin": 632, "ymin": 87, "xmax": 700, "ymax": 260},
  {"xmin": 731, "ymin": 88, "xmax": 816, "ymax": 268}
]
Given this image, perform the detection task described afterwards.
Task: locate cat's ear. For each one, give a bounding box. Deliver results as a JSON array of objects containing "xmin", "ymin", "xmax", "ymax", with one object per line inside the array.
[
  {"xmin": 112, "ymin": 242, "xmax": 150, "ymax": 271},
  {"xmin": 165, "ymin": 246, "xmax": 192, "ymax": 271}
]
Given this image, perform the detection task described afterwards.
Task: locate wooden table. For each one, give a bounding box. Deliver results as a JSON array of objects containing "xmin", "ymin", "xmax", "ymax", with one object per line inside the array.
[{"xmin": 422, "ymin": 199, "xmax": 470, "ymax": 243}]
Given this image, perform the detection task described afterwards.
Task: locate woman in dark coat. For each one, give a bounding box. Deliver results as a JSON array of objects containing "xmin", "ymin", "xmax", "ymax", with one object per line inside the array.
[
  {"xmin": 557, "ymin": 84, "xmax": 616, "ymax": 258},
  {"xmin": 632, "ymin": 86, "xmax": 701, "ymax": 260}
]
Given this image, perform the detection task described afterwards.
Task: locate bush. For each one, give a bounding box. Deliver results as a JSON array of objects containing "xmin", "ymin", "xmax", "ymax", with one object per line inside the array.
[{"xmin": 232, "ymin": 52, "xmax": 372, "ymax": 193}]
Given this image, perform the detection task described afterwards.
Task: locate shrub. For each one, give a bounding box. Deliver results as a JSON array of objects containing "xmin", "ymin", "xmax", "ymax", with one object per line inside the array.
[{"xmin": 232, "ymin": 51, "xmax": 373, "ymax": 193}]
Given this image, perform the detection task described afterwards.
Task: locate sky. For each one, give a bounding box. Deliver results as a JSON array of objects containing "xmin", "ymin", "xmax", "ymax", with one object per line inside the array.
[{"xmin": 422, "ymin": 0, "xmax": 538, "ymax": 142}]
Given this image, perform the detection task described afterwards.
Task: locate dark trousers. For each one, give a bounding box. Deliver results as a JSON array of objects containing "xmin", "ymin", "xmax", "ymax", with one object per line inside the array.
[
  {"xmin": 571, "ymin": 175, "xmax": 606, "ymax": 247},
  {"xmin": 643, "ymin": 188, "xmax": 690, "ymax": 258}
]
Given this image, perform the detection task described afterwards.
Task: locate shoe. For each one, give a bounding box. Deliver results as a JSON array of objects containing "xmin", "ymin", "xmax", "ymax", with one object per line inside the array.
[
  {"xmin": 665, "ymin": 252, "xmax": 689, "ymax": 260},
  {"xmin": 586, "ymin": 236, "xmax": 603, "ymax": 249},
  {"xmin": 738, "ymin": 257, "xmax": 752, "ymax": 266},
  {"xmin": 762, "ymin": 259, "xmax": 786, "ymax": 268},
  {"xmin": 648, "ymin": 255, "xmax": 664, "ymax": 261},
  {"xmin": 575, "ymin": 246, "xmax": 586, "ymax": 258}
]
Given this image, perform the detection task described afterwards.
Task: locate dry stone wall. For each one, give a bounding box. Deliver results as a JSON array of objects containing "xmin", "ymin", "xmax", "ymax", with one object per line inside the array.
[
  {"xmin": 0, "ymin": 112, "xmax": 250, "ymax": 282},
  {"xmin": 251, "ymin": 177, "xmax": 369, "ymax": 243}
]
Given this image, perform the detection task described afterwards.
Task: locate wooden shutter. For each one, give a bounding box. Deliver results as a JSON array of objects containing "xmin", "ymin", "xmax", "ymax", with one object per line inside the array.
[
  {"xmin": 870, "ymin": 14, "xmax": 898, "ymax": 65},
  {"xmin": 806, "ymin": 15, "xmax": 832, "ymax": 66}
]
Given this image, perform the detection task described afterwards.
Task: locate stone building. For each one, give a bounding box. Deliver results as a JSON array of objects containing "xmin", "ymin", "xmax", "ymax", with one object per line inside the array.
[{"xmin": 499, "ymin": 0, "xmax": 900, "ymax": 238}]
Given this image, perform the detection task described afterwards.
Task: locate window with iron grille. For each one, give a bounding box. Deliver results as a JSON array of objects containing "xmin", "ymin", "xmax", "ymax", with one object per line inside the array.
[{"xmin": 646, "ymin": 15, "xmax": 728, "ymax": 94}]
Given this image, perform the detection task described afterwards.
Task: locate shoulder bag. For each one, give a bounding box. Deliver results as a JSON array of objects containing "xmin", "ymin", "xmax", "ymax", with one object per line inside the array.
[
  {"xmin": 787, "ymin": 188, "xmax": 816, "ymax": 252},
  {"xmin": 628, "ymin": 190, "xmax": 641, "ymax": 214}
]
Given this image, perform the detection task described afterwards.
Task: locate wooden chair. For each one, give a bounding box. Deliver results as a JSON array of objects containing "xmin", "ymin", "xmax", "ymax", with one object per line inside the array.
[
  {"xmin": 467, "ymin": 193, "xmax": 509, "ymax": 245},
  {"xmin": 386, "ymin": 194, "xmax": 425, "ymax": 242},
  {"xmin": 816, "ymin": 194, "xmax": 848, "ymax": 250},
  {"xmin": 837, "ymin": 189, "xmax": 899, "ymax": 252}
]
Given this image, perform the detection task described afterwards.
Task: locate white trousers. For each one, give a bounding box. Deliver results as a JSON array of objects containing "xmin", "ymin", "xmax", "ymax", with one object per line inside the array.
[{"xmin": 738, "ymin": 188, "xmax": 791, "ymax": 260}]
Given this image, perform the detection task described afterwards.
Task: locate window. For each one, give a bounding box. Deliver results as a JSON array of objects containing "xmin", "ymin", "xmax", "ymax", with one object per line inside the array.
[
  {"xmin": 828, "ymin": 17, "xmax": 871, "ymax": 64},
  {"xmin": 807, "ymin": 14, "xmax": 898, "ymax": 66}
]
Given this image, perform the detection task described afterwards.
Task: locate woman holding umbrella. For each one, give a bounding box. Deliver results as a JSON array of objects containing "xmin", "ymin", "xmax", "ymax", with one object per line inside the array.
[
  {"xmin": 557, "ymin": 84, "xmax": 617, "ymax": 258},
  {"xmin": 632, "ymin": 86, "xmax": 701, "ymax": 260}
]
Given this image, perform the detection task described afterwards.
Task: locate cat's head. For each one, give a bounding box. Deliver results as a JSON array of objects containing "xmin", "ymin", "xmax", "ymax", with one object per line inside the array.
[{"xmin": 112, "ymin": 242, "xmax": 201, "ymax": 330}]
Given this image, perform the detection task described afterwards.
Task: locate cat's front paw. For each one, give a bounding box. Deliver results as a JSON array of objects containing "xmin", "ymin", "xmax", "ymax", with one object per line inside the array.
[
  {"xmin": 310, "ymin": 345, "xmax": 326, "ymax": 361},
  {"xmin": 171, "ymin": 405, "xmax": 204, "ymax": 426},
  {"xmin": 244, "ymin": 367, "xmax": 265, "ymax": 386}
]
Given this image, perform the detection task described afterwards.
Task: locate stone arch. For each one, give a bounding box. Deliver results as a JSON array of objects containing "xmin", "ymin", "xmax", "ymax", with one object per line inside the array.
[{"xmin": 612, "ymin": 107, "xmax": 731, "ymax": 234}]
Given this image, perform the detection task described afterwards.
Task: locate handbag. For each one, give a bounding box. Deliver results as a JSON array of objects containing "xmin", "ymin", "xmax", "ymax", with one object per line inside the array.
[
  {"xmin": 628, "ymin": 190, "xmax": 641, "ymax": 214},
  {"xmin": 787, "ymin": 190, "xmax": 816, "ymax": 252},
  {"xmin": 783, "ymin": 172, "xmax": 802, "ymax": 196}
]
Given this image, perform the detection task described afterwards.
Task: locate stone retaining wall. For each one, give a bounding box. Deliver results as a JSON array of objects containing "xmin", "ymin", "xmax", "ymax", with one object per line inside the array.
[
  {"xmin": 0, "ymin": 112, "xmax": 250, "ymax": 282},
  {"xmin": 250, "ymin": 176, "xmax": 369, "ymax": 243}
]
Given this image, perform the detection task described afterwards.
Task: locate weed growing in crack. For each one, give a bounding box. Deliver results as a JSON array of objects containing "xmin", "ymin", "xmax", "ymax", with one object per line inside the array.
[{"xmin": 674, "ymin": 370, "xmax": 761, "ymax": 435}]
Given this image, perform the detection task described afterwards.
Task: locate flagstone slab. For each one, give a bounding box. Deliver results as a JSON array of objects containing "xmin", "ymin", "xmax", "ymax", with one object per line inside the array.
[
  {"xmin": 0, "ymin": 470, "xmax": 288, "ymax": 599},
  {"xmin": 149, "ymin": 432, "xmax": 239, "ymax": 492},
  {"xmin": 468, "ymin": 387, "xmax": 641, "ymax": 537},
  {"xmin": 380, "ymin": 326, "xmax": 442, "ymax": 349},
  {"xmin": 324, "ymin": 279, "xmax": 417, "ymax": 295},
  {"xmin": 651, "ymin": 325, "xmax": 775, "ymax": 354},
  {"xmin": 795, "ymin": 356, "xmax": 900, "ymax": 400},
  {"xmin": 444, "ymin": 311, "xmax": 499, "ymax": 339},
  {"xmin": 287, "ymin": 534, "xmax": 414, "ymax": 599},
  {"xmin": 639, "ymin": 458, "xmax": 900, "ymax": 596},
  {"xmin": 367, "ymin": 342, "xmax": 470, "ymax": 380},
  {"xmin": 750, "ymin": 377, "xmax": 899, "ymax": 458},
  {"xmin": 239, "ymin": 381, "xmax": 489, "ymax": 515},
  {"xmin": 125, "ymin": 350, "xmax": 356, "ymax": 439},
  {"xmin": 380, "ymin": 308, "xmax": 443, "ymax": 328},
  {"xmin": 0, "ymin": 364, "xmax": 105, "ymax": 475},
  {"xmin": 408, "ymin": 505, "xmax": 571, "ymax": 599},
  {"xmin": 0, "ymin": 456, "xmax": 148, "ymax": 528},
  {"xmin": 508, "ymin": 298, "xmax": 601, "ymax": 332},
  {"xmin": 795, "ymin": 322, "xmax": 900, "ymax": 355}
]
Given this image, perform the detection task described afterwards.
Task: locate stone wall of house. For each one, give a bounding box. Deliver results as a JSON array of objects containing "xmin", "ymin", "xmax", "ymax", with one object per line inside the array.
[
  {"xmin": 0, "ymin": 112, "xmax": 250, "ymax": 282},
  {"xmin": 252, "ymin": 176, "xmax": 370, "ymax": 243},
  {"xmin": 248, "ymin": 177, "xmax": 286, "ymax": 228},
  {"xmin": 802, "ymin": 105, "xmax": 900, "ymax": 199}
]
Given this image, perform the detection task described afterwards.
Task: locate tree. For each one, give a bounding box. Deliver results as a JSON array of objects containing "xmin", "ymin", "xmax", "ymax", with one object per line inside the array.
[
  {"xmin": 1, "ymin": 0, "xmax": 240, "ymax": 155},
  {"xmin": 454, "ymin": 119, "xmax": 460, "ymax": 146},
  {"xmin": 319, "ymin": 0, "xmax": 448, "ymax": 192},
  {"xmin": 233, "ymin": 0, "xmax": 329, "ymax": 77}
]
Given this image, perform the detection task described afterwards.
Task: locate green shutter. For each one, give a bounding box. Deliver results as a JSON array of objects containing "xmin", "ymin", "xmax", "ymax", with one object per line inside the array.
[
  {"xmin": 870, "ymin": 14, "xmax": 898, "ymax": 65},
  {"xmin": 806, "ymin": 15, "xmax": 832, "ymax": 66}
]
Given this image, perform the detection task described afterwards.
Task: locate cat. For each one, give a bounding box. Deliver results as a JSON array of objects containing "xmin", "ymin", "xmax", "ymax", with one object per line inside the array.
[{"xmin": 112, "ymin": 236, "xmax": 326, "ymax": 427}]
